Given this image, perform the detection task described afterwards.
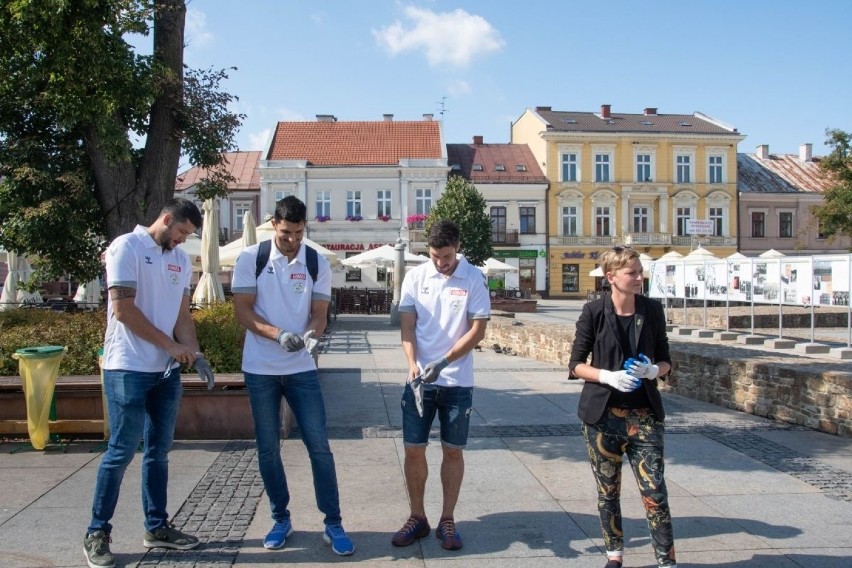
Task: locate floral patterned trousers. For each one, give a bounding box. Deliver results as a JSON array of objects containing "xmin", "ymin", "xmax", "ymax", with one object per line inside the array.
[{"xmin": 582, "ymin": 407, "xmax": 676, "ymax": 567}]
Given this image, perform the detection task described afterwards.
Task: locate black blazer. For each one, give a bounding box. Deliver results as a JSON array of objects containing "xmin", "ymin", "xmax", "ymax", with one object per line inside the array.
[{"xmin": 568, "ymin": 294, "xmax": 671, "ymax": 424}]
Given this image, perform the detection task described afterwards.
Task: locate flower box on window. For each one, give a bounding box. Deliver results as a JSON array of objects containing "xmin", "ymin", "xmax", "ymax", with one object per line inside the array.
[
  {"xmin": 379, "ymin": 215, "xmax": 391, "ymax": 222},
  {"xmin": 315, "ymin": 215, "xmax": 331, "ymax": 222},
  {"xmin": 346, "ymin": 215, "xmax": 363, "ymax": 222},
  {"xmin": 406, "ymin": 214, "xmax": 427, "ymax": 229}
]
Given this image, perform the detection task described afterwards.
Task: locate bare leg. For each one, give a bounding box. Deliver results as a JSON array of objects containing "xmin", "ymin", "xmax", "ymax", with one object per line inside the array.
[
  {"xmin": 404, "ymin": 446, "xmax": 428, "ymax": 517},
  {"xmin": 440, "ymin": 446, "xmax": 464, "ymax": 518}
]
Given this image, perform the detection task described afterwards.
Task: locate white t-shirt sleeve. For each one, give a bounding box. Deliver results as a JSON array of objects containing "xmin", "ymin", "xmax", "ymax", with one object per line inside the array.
[
  {"xmin": 231, "ymin": 247, "xmax": 258, "ymax": 294},
  {"xmin": 468, "ymin": 269, "xmax": 491, "ymax": 320},
  {"xmin": 399, "ymin": 268, "xmax": 418, "ymax": 313},
  {"xmin": 311, "ymin": 256, "xmax": 332, "ymax": 301},
  {"xmin": 105, "ymin": 238, "xmax": 137, "ymax": 289}
]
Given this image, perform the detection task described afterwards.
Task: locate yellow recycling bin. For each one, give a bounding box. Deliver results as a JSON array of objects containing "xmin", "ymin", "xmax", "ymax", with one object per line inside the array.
[{"xmin": 12, "ymin": 346, "xmax": 67, "ymax": 450}]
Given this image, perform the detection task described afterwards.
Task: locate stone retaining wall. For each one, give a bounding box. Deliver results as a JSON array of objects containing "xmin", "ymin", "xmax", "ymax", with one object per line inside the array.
[{"xmin": 485, "ymin": 318, "xmax": 852, "ymax": 437}]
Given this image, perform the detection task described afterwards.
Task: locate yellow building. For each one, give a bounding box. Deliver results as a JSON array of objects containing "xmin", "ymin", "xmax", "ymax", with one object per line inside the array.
[{"xmin": 512, "ymin": 105, "xmax": 745, "ymax": 298}]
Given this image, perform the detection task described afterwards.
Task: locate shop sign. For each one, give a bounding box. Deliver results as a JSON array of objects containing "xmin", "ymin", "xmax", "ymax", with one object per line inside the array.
[
  {"xmin": 493, "ymin": 249, "xmax": 541, "ymax": 259},
  {"xmin": 324, "ymin": 243, "xmax": 389, "ymax": 251}
]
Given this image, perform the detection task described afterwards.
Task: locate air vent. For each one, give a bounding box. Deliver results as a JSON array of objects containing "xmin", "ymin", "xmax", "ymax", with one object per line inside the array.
[{"xmin": 679, "ymin": 121, "xmax": 692, "ymax": 127}]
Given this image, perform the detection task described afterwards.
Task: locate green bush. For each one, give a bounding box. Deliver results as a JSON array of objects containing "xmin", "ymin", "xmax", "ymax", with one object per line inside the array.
[{"xmin": 0, "ymin": 302, "xmax": 245, "ymax": 376}]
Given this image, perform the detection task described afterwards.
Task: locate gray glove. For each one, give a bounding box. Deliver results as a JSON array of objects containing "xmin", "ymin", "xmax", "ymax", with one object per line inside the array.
[
  {"xmin": 277, "ymin": 329, "xmax": 305, "ymax": 352},
  {"xmin": 194, "ymin": 355, "xmax": 215, "ymax": 390},
  {"xmin": 421, "ymin": 356, "xmax": 449, "ymax": 383},
  {"xmin": 599, "ymin": 369, "xmax": 642, "ymax": 392},
  {"xmin": 303, "ymin": 330, "xmax": 320, "ymax": 356},
  {"xmin": 410, "ymin": 375, "xmax": 425, "ymax": 417}
]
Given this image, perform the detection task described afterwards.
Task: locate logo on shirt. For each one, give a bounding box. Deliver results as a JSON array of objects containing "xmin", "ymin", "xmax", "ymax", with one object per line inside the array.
[
  {"xmin": 291, "ymin": 273, "xmax": 306, "ymax": 280},
  {"xmin": 450, "ymin": 288, "xmax": 467, "ymax": 296},
  {"xmin": 420, "ymin": 285, "xmax": 430, "ymax": 295},
  {"xmin": 167, "ymin": 264, "xmax": 181, "ymax": 273},
  {"xmin": 266, "ymin": 266, "xmax": 274, "ymax": 275},
  {"xmin": 450, "ymin": 299, "xmax": 464, "ymax": 312},
  {"xmin": 144, "ymin": 256, "xmax": 153, "ymax": 265}
]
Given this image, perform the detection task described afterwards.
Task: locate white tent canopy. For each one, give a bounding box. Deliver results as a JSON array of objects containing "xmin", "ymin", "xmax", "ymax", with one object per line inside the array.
[
  {"xmin": 479, "ymin": 257, "xmax": 518, "ymax": 276},
  {"xmin": 340, "ymin": 244, "xmax": 427, "ymax": 269},
  {"xmin": 759, "ymin": 248, "xmax": 786, "ymax": 258},
  {"xmin": 589, "ymin": 266, "xmax": 604, "ymax": 277},
  {"xmin": 219, "ymin": 220, "xmax": 340, "ymax": 268},
  {"xmin": 685, "ymin": 246, "xmax": 718, "ymax": 260}
]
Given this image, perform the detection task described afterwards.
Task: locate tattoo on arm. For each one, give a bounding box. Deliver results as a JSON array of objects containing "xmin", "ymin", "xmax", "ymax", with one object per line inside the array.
[{"xmin": 109, "ymin": 286, "xmax": 136, "ymax": 301}]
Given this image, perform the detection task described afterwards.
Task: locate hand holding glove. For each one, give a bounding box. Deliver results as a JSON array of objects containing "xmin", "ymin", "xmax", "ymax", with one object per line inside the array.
[
  {"xmin": 302, "ymin": 330, "xmax": 320, "ymax": 356},
  {"xmin": 277, "ymin": 329, "xmax": 305, "ymax": 352},
  {"xmin": 421, "ymin": 356, "xmax": 449, "ymax": 383},
  {"xmin": 193, "ymin": 354, "xmax": 215, "ymax": 390},
  {"xmin": 624, "ymin": 353, "xmax": 659, "ymax": 380},
  {"xmin": 599, "ymin": 369, "xmax": 642, "ymax": 392}
]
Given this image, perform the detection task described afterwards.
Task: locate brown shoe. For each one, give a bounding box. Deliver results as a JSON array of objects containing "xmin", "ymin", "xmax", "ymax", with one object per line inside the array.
[
  {"xmin": 435, "ymin": 517, "xmax": 463, "ymax": 550},
  {"xmin": 391, "ymin": 515, "xmax": 430, "ymax": 547}
]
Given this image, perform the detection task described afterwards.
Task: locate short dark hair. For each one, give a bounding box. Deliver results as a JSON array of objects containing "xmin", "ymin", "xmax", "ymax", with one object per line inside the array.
[
  {"xmin": 274, "ymin": 196, "xmax": 307, "ymax": 224},
  {"xmin": 427, "ymin": 219, "xmax": 460, "ymax": 249},
  {"xmin": 163, "ymin": 198, "xmax": 202, "ymax": 229}
]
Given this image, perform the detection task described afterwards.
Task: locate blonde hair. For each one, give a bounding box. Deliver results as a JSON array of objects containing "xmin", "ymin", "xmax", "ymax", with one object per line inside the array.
[{"xmin": 599, "ymin": 245, "xmax": 640, "ymax": 276}]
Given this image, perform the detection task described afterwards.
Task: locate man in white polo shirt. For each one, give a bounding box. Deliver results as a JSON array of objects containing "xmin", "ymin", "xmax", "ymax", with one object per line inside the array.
[
  {"xmin": 391, "ymin": 220, "xmax": 490, "ymax": 551},
  {"xmin": 232, "ymin": 196, "xmax": 354, "ymax": 557},
  {"xmin": 85, "ymin": 198, "xmax": 213, "ymax": 568}
]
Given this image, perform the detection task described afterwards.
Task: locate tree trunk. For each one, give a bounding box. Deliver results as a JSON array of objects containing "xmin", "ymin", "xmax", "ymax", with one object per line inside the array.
[{"xmin": 87, "ymin": 0, "xmax": 186, "ymax": 241}]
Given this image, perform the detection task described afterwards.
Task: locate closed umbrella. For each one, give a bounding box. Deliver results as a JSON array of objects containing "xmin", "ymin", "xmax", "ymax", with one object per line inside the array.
[
  {"xmin": 192, "ymin": 198, "xmax": 225, "ymax": 306},
  {"xmin": 0, "ymin": 250, "xmax": 43, "ymax": 310},
  {"xmin": 241, "ymin": 211, "xmax": 258, "ymax": 247},
  {"xmin": 73, "ymin": 278, "xmax": 102, "ymax": 309}
]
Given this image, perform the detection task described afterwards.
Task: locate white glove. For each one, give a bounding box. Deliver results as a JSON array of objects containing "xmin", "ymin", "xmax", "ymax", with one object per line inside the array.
[
  {"xmin": 624, "ymin": 354, "xmax": 659, "ymax": 380},
  {"xmin": 303, "ymin": 330, "xmax": 320, "ymax": 356},
  {"xmin": 599, "ymin": 369, "xmax": 642, "ymax": 392},
  {"xmin": 277, "ymin": 329, "xmax": 305, "ymax": 352}
]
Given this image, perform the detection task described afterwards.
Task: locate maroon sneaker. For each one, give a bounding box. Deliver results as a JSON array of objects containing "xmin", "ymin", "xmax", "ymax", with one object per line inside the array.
[
  {"xmin": 435, "ymin": 517, "xmax": 463, "ymax": 550},
  {"xmin": 391, "ymin": 515, "xmax": 430, "ymax": 547}
]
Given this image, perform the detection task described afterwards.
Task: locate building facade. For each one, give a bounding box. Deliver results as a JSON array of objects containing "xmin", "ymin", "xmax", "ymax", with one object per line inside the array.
[
  {"xmin": 738, "ymin": 143, "xmax": 852, "ymax": 256},
  {"xmin": 446, "ymin": 136, "xmax": 548, "ymax": 296},
  {"xmin": 512, "ymin": 105, "xmax": 744, "ymax": 298},
  {"xmin": 259, "ymin": 113, "xmax": 447, "ymax": 288}
]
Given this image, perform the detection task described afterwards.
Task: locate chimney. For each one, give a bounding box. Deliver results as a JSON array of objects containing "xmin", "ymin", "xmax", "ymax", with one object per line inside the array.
[
  {"xmin": 535, "ymin": 106, "xmax": 551, "ymax": 112},
  {"xmin": 600, "ymin": 104, "xmax": 611, "ymax": 119},
  {"xmin": 422, "ymin": 113, "xmax": 433, "ymax": 121},
  {"xmin": 644, "ymin": 107, "xmax": 658, "ymax": 116},
  {"xmin": 756, "ymin": 144, "xmax": 769, "ymax": 159},
  {"xmin": 383, "ymin": 114, "xmax": 394, "ymax": 121},
  {"xmin": 316, "ymin": 114, "xmax": 337, "ymax": 122},
  {"xmin": 473, "ymin": 135, "xmax": 484, "ymax": 145},
  {"xmin": 799, "ymin": 143, "xmax": 813, "ymax": 162}
]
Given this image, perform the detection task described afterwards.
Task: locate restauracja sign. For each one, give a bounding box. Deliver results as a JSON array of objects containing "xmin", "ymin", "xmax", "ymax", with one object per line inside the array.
[{"xmin": 324, "ymin": 243, "xmax": 389, "ymax": 251}]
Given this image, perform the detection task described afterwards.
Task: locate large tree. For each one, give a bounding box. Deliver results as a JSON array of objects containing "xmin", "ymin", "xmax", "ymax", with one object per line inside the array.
[
  {"xmin": 813, "ymin": 128, "xmax": 852, "ymax": 245},
  {"xmin": 0, "ymin": 0, "xmax": 243, "ymax": 283},
  {"xmin": 425, "ymin": 175, "xmax": 492, "ymax": 266}
]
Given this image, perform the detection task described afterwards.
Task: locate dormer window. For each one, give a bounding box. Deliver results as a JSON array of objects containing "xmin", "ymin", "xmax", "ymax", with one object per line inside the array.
[
  {"xmin": 472, "ymin": 163, "xmax": 484, "ymax": 171},
  {"xmin": 450, "ymin": 163, "xmax": 461, "ymax": 171},
  {"xmin": 495, "ymin": 163, "xmax": 506, "ymax": 172},
  {"xmin": 515, "ymin": 164, "xmax": 527, "ymax": 172}
]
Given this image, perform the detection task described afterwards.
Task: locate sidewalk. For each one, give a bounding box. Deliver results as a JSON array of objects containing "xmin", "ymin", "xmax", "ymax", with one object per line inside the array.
[{"xmin": 1, "ymin": 312, "xmax": 851, "ymax": 567}]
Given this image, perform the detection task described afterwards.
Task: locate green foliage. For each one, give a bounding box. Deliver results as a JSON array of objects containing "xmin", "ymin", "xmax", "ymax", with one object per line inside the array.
[
  {"xmin": 0, "ymin": 0, "xmax": 244, "ymax": 283},
  {"xmin": 0, "ymin": 302, "xmax": 245, "ymax": 376},
  {"xmin": 425, "ymin": 175, "xmax": 493, "ymax": 266},
  {"xmin": 814, "ymin": 128, "xmax": 852, "ymax": 245}
]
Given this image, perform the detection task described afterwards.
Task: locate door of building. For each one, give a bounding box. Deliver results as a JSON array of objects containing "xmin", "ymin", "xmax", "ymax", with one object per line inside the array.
[{"xmin": 519, "ymin": 258, "xmax": 535, "ymax": 295}]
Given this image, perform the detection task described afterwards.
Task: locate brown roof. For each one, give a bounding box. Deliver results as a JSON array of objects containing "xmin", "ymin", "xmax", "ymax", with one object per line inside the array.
[
  {"xmin": 533, "ymin": 108, "xmax": 739, "ymax": 136},
  {"xmin": 737, "ymin": 153, "xmax": 833, "ymax": 193},
  {"xmin": 266, "ymin": 120, "xmax": 443, "ymax": 165},
  {"xmin": 175, "ymin": 151, "xmax": 261, "ymax": 192},
  {"xmin": 446, "ymin": 141, "xmax": 547, "ymax": 184}
]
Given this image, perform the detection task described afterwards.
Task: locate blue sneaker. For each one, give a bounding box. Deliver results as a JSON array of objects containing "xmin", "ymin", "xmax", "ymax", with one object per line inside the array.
[
  {"xmin": 323, "ymin": 523, "xmax": 355, "ymax": 556},
  {"xmin": 263, "ymin": 519, "xmax": 294, "ymax": 550}
]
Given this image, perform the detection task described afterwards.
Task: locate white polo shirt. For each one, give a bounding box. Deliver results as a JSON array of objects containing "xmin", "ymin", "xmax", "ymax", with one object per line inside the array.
[
  {"xmin": 103, "ymin": 225, "xmax": 193, "ymax": 372},
  {"xmin": 232, "ymin": 240, "xmax": 332, "ymax": 375},
  {"xmin": 399, "ymin": 255, "xmax": 490, "ymax": 387}
]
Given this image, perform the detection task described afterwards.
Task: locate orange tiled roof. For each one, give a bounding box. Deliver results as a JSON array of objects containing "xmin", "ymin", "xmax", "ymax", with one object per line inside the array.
[
  {"xmin": 175, "ymin": 151, "xmax": 262, "ymax": 192},
  {"xmin": 267, "ymin": 120, "xmax": 443, "ymax": 165}
]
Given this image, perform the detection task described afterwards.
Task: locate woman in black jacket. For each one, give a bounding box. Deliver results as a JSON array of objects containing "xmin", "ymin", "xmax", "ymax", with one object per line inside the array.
[{"xmin": 569, "ymin": 246, "xmax": 676, "ymax": 568}]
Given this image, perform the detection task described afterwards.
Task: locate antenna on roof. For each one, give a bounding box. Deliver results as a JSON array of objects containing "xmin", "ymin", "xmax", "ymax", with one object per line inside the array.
[{"xmin": 436, "ymin": 96, "xmax": 448, "ymax": 118}]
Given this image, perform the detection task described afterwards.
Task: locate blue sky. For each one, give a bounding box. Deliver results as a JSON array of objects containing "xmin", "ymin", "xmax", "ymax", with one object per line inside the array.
[{"xmin": 179, "ymin": 0, "xmax": 851, "ymax": 162}]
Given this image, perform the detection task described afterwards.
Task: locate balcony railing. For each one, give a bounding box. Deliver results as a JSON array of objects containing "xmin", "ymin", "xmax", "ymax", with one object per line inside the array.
[
  {"xmin": 491, "ymin": 229, "xmax": 520, "ymax": 245},
  {"xmin": 624, "ymin": 232, "xmax": 671, "ymax": 246},
  {"xmin": 553, "ymin": 236, "xmax": 618, "ymax": 246}
]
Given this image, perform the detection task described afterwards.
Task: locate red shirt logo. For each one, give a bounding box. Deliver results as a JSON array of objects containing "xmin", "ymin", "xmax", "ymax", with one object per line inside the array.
[
  {"xmin": 291, "ymin": 273, "xmax": 307, "ymax": 280},
  {"xmin": 167, "ymin": 264, "xmax": 181, "ymax": 273},
  {"xmin": 450, "ymin": 289, "xmax": 468, "ymax": 296}
]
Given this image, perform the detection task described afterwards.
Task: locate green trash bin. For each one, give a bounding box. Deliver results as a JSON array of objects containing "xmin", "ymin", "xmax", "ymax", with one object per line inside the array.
[{"xmin": 11, "ymin": 345, "xmax": 67, "ymax": 450}]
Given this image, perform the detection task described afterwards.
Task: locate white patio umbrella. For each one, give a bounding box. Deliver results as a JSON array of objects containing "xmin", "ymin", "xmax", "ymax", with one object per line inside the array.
[
  {"xmin": 241, "ymin": 211, "xmax": 258, "ymax": 247},
  {"xmin": 589, "ymin": 266, "xmax": 604, "ymax": 277},
  {"xmin": 340, "ymin": 244, "xmax": 427, "ymax": 269},
  {"xmin": 0, "ymin": 250, "xmax": 43, "ymax": 310},
  {"xmin": 479, "ymin": 257, "xmax": 518, "ymax": 276},
  {"xmin": 192, "ymin": 199, "xmax": 225, "ymax": 306},
  {"xmin": 177, "ymin": 233, "xmax": 203, "ymax": 270},
  {"xmin": 218, "ymin": 220, "xmax": 340, "ymax": 267},
  {"xmin": 759, "ymin": 248, "xmax": 786, "ymax": 258},
  {"xmin": 73, "ymin": 278, "xmax": 102, "ymax": 308}
]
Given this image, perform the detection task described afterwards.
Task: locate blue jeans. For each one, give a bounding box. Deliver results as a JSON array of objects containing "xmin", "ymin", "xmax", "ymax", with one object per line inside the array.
[
  {"xmin": 401, "ymin": 384, "xmax": 473, "ymax": 448},
  {"xmin": 88, "ymin": 369, "xmax": 183, "ymax": 534},
  {"xmin": 244, "ymin": 370, "xmax": 341, "ymax": 526}
]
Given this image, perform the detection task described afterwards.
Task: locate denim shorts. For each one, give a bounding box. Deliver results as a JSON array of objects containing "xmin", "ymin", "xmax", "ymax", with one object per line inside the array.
[{"xmin": 401, "ymin": 383, "xmax": 473, "ymax": 448}]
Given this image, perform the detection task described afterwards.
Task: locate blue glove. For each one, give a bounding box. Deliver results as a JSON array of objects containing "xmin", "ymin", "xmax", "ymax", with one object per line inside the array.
[
  {"xmin": 277, "ymin": 329, "xmax": 305, "ymax": 352},
  {"xmin": 194, "ymin": 355, "xmax": 215, "ymax": 390},
  {"xmin": 624, "ymin": 353, "xmax": 660, "ymax": 380},
  {"xmin": 421, "ymin": 356, "xmax": 449, "ymax": 383}
]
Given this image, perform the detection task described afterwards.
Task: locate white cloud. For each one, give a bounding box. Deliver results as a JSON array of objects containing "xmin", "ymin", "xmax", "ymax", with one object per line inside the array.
[
  {"xmin": 185, "ymin": 8, "xmax": 213, "ymax": 50},
  {"xmin": 373, "ymin": 6, "xmax": 504, "ymax": 68},
  {"xmin": 447, "ymin": 79, "xmax": 471, "ymax": 96},
  {"xmin": 275, "ymin": 108, "xmax": 309, "ymax": 121},
  {"xmin": 248, "ymin": 128, "xmax": 272, "ymax": 151}
]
